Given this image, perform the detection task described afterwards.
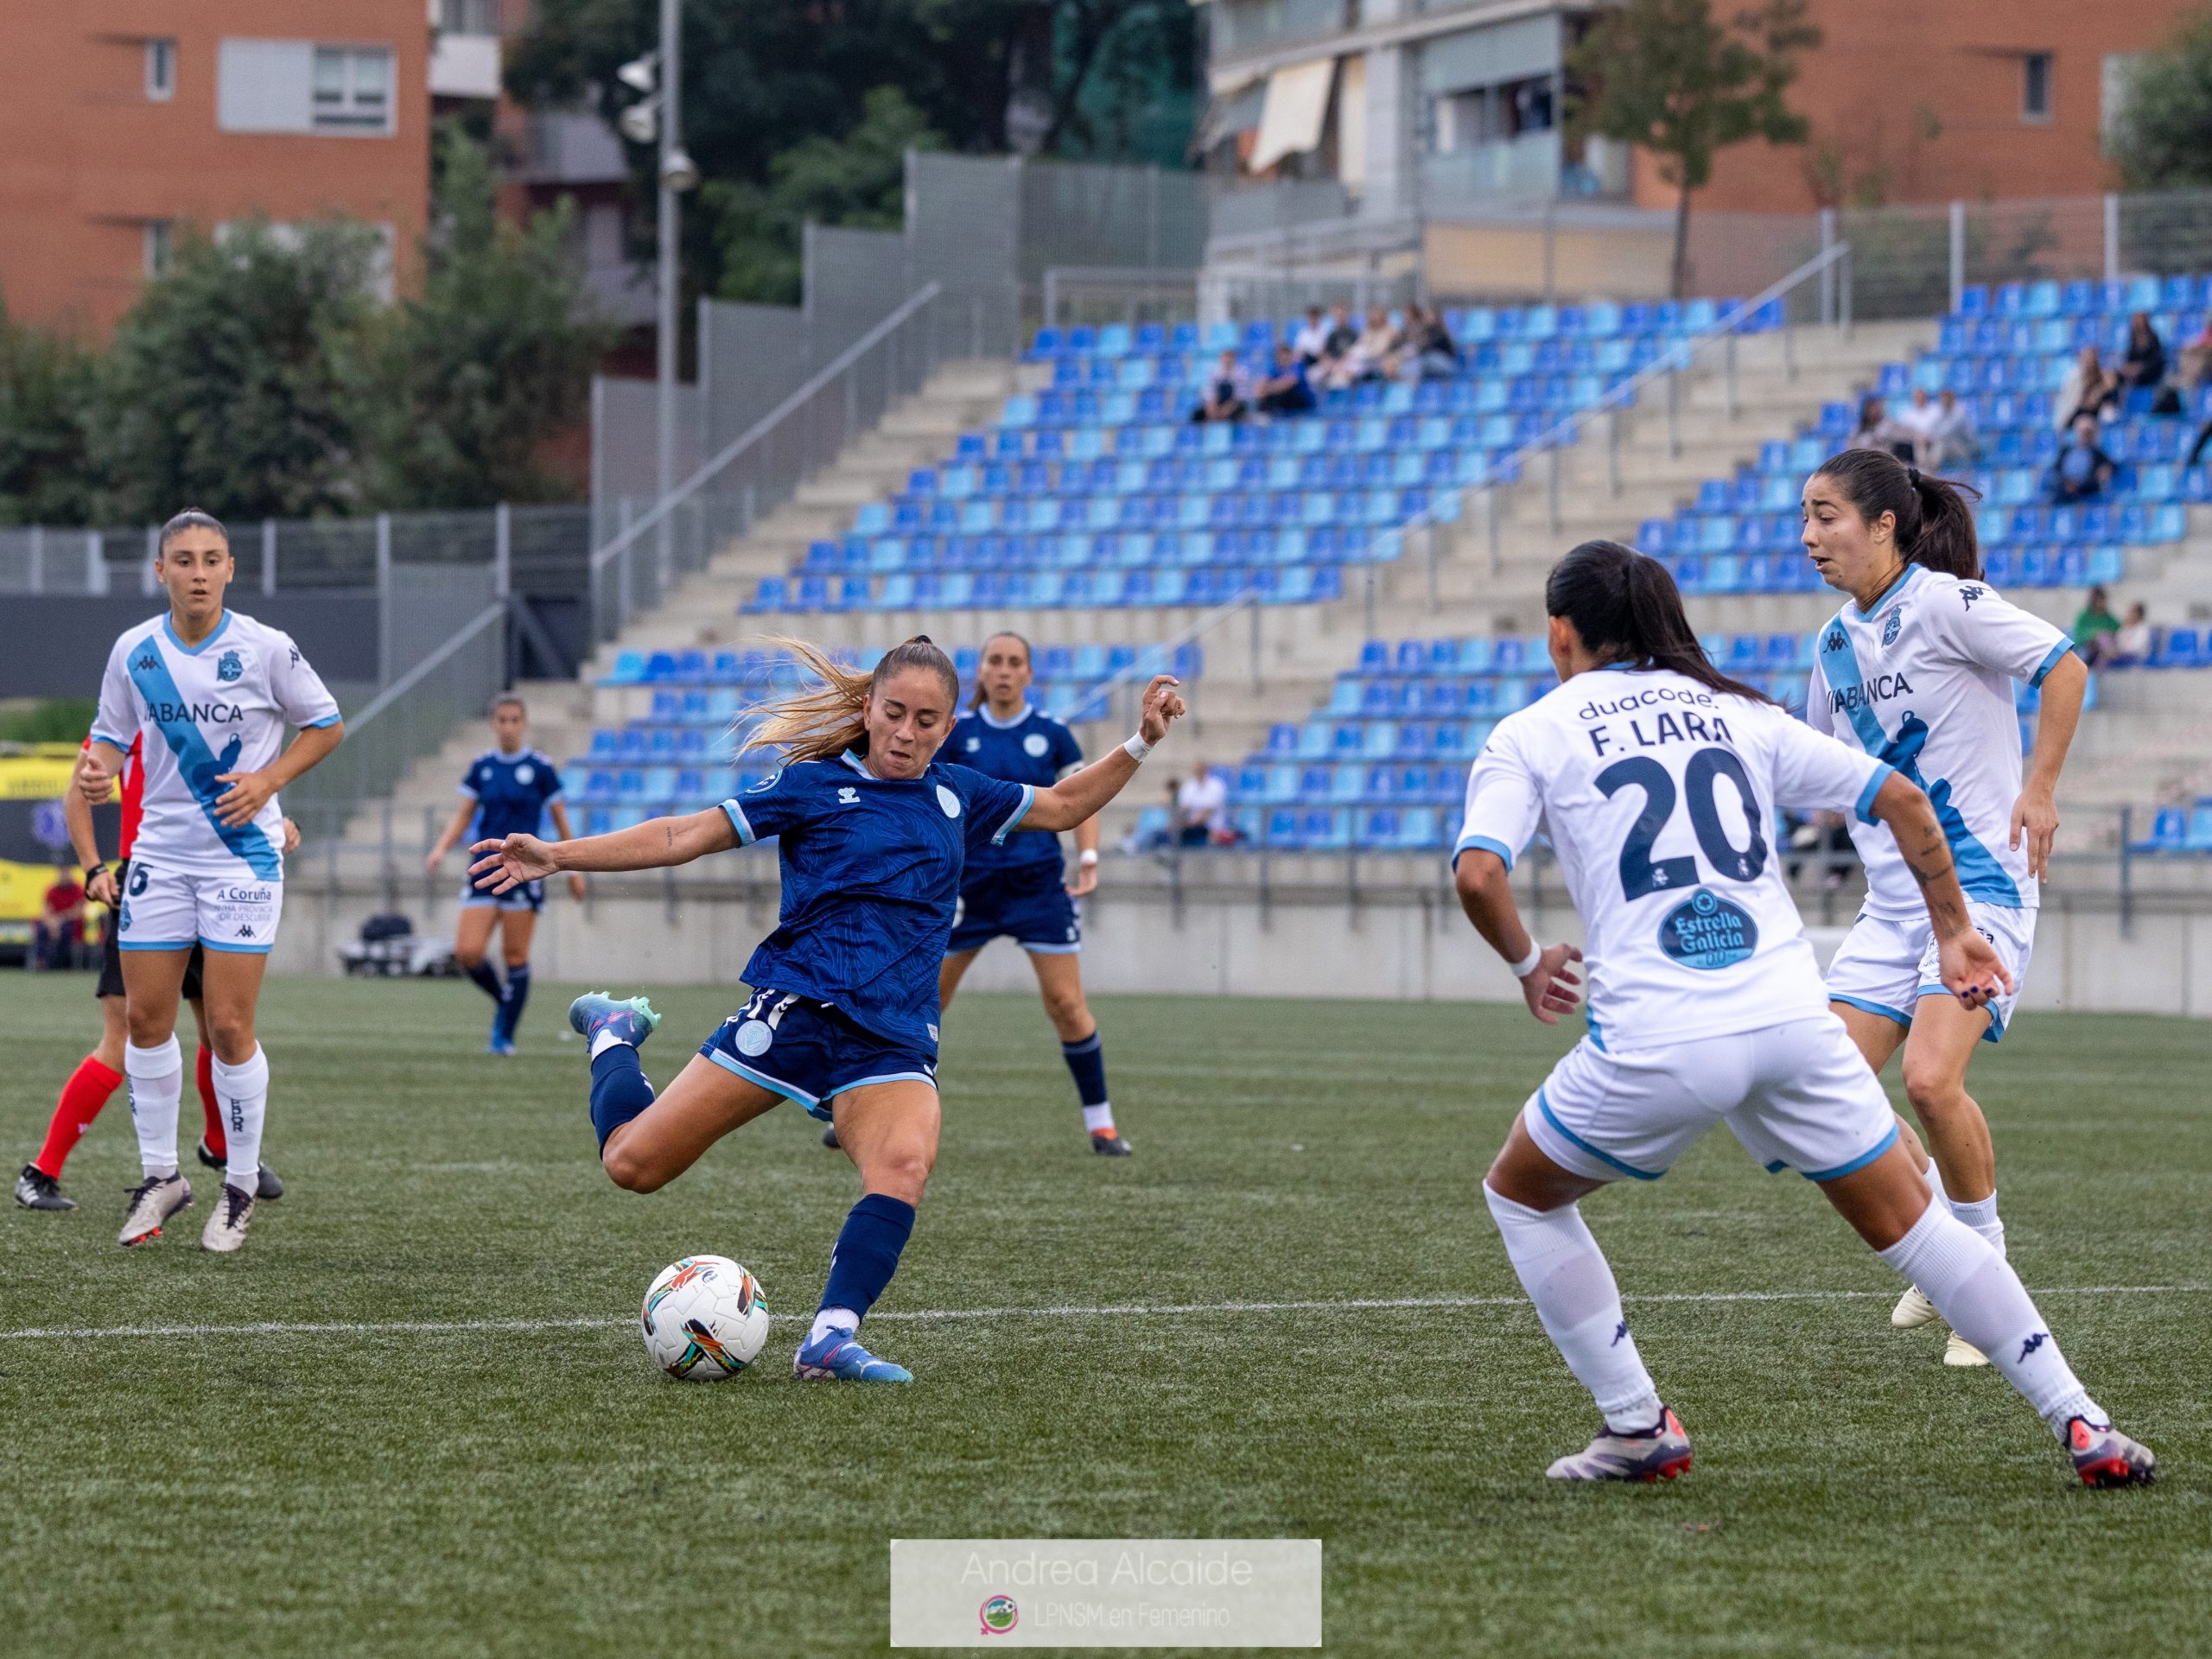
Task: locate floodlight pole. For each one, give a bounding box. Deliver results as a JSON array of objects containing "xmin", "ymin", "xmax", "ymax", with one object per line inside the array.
[{"xmin": 654, "ymin": 0, "xmax": 682, "ymax": 592}]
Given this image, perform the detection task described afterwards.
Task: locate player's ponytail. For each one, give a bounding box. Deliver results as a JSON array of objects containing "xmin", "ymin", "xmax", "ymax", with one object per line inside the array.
[
  {"xmin": 1546, "ymin": 539, "xmax": 1773, "ymax": 703},
  {"xmin": 741, "ymin": 635, "xmax": 959, "ymax": 764},
  {"xmin": 1810, "ymin": 448, "xmax": 1983, "ymax": 580}
]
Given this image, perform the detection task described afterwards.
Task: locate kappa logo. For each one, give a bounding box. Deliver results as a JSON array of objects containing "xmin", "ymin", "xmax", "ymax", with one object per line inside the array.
[
  {"xmin": 136, "ymin": 651, "xmax": 161, "ymax": 672},
  {"xmin": 2018, "ymin": 1331, "xmax": 2050, "ymax": 1362},
  {"xmin": 1960, "ymin": 583, "xmax": 1986, "ymax": 610},
  {"xmin": 1882, "ymin": 609, "xmax": 1903, "ymax": 646},
  {"xmin": 1611, "ymin": 1320, "xmax": 1630, "ymax": 1348},
  {"xmin": 1825, "ymin": 627, "xmax": 1847, "ymax": 654},
  {"xmin": 236, "ymin": 925, "xmax": 255, "ymax": 939},
  {"xmin": 216, "ymin": 649, "xmax": 243, "ymax": 683},
  {"xmin": 837, "ymin": 785, "xmax": 860, "ymax": 805}
]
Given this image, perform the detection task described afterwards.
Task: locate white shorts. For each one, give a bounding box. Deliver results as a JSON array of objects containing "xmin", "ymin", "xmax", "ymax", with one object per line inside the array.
[
  {"xmin": 1826, "ymin": 903, "xmax": 2035, "ymax": 1044},
  {"xmin": 1523, "ymin": 1016, "xmax": 1898, "ymax": 1185},
  {"xmin": 117, "ymin": 863, "xmax": 283, "ymax": 957}
]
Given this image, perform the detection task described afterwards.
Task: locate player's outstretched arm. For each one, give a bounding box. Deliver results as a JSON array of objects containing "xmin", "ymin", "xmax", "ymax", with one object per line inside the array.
[
  {"xmin": 1024, "ymin": 675, "xmax": 1186, "ymax": 833},
  {"xmin": 1866, "ymin": 771, "xmax": 2014, "ymax": 1009},
  {"xmin": 1452, "ymin": 849, "xmax": 1581, "ymax": 1025},
  {"xmin": 468, "ymin": 807, "xmax": 736, "ymax": 892}
]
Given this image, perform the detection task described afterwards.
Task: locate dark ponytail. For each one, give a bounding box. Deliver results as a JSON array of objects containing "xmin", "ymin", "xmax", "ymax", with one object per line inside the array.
[
  {"xmin": 1546, "ymin": 540, "xmax": 1773, "ymax": 702},
  {"xmin": 1809, "ymin": 448, "xmax": 1982, "ymax": 579}
]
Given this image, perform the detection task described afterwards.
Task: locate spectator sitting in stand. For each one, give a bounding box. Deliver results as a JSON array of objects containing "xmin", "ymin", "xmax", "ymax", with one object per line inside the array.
[
  {"xmin": 2047, "ymin": 414, "xmax": 2118, "ymax": 503},
  {"xmin": 1291, "ymin": 305, "xmax": 1331, "ymax": 366},
  {"xmin": 2117, "ymin": 310, "xmax": 2167, "ymax": 399},
  {"xmin": 2109, "ymin": 602, "xmax": 2155, "ymax": 667},
  {"xmin": 1892, "ymin": 386, "xmax": 1939, "ymax": 454},
  {"xmin": 1920, "ymin": 386, "xmax": 1978, "ymax": 472},
  {"xmin": 2072, "ymin": 584, "xmax": 2123, "ymax": 666},
  {"xmin": 2055, "ymin": 346, "xmax": 2120, "ymax": 429},
  {"xmin": 1175, "ymin": 761, "xmax": 1232, "ymax": 847},
  {"xmin": 2178, "ymin": 314, "xmax": 2212, "ymax": 392},
  {"xmin": 1845, "ymin": 395, "xmax": 1913, "ymax": 458},
  {"xmin": 1316, "ymin": 303, "xmax": 1359, "ymax": 381},
  {"xmin": 1400, "ymin": 302, "xmax": 1460, "ymax": 381},
  {"xmin": 1326, "ymin": 307, "xmax": 1402, "ymax": 389},
  {"xmin": 1254, "ymin": 345, "xmax": 1317, "ymax": 416},
  {"xmin": 1189, "ymin": 349, "xmax": 1251, "ymax": 424}
]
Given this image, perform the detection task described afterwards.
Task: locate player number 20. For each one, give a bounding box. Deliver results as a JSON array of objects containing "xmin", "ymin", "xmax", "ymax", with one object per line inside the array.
[{"xmin": 1594, "ymin": 747, "xmax": 1768, "ymax": 899}]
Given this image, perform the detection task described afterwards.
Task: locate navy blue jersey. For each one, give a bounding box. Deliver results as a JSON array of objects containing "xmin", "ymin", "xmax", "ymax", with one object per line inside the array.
[
  {"xmin": 462, "ymin": 748, "xmax": 563, "ymax": 842},
  {"xmin": 720, "ymin": 752, "xmax": 1034, "ymax": 1053},
  {"xmin": 949, "ymin": 703, "xmax": 1084, "ymax": 878}
]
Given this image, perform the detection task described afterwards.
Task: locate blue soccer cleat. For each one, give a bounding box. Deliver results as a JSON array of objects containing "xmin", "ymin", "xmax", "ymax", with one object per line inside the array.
[
  {"xmin": 793, "ymin": 1326, "xmax": 912, "ymax": 1382},
  {"xmin": 487, "ymin": 1019, "xmax": 516, "ymax": 1057},
  {"xmin": 568, "ymin": 991, "xmax": 661, "ymax": 1049}
]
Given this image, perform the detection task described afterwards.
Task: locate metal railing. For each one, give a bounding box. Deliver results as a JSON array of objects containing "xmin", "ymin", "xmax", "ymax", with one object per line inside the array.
[
  {"xmin": 1039, "ymin": 266, "xmax": 1202, "ymax": 330},
  {"xmin": 587, "ymin": 283, "xmax": 950, "ymax": 645}
]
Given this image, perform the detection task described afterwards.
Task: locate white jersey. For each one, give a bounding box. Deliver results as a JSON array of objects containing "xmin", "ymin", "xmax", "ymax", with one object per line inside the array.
[
  {"xmin": 1806, "ymin": 564, "xmax": 2071, "ymax": 920},
  {"xmin": 92, "ymin": 610, "xmax": 340, "ymax": 880},
  {"xmin": 1456, "ymin": 666, "xmax": 1890, "ymax": 1050}
]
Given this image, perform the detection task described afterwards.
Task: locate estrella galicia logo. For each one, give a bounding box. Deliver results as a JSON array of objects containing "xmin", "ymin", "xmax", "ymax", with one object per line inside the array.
[
  {"xmin": 2018, "ymin": 1332, "xmax": 2049, "ymax": 1363},
  {"xmin": 1824, "ymin": 627, "xmax": 1846, "ymax": 654},
  {"xmin": 978, "ymin": 1595, "xmax": 1019, "ymax": 1637},
  {"xmin": 1881, "ymin": 609, "xmax": 1903, "ymax": 646},
  {"xmin": 1959, "ymin": 583, "xmax": 1986, "ymax": 610},
  {"xmin": 216, "ymin": 649, "xmax": 243, "ymax": 683},
  {"xmin": 1657, "ymin": 888, "xmax": 1758, "ymax": 970},
  {"xmin": 128, "ymin": 864, "xmax": 150, "ymax": 896}
]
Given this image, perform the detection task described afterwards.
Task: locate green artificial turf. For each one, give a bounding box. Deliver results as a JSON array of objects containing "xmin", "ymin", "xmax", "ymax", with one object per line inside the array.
[{"xmin": 1, "ymin": 976, "xmax": 2205, "ymax": 1657}]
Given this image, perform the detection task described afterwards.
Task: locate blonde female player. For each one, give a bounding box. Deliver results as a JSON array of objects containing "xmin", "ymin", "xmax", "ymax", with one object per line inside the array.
[
  {"xmin": 81, "ymin": 509, "xmax": 344, "ymax": 1253},
  {"xmin": 468, "ymin": 638, "xmax": 1184, "ymax": 1382},
  {"xmin": 1455, "ymin": 540, "xmax": 2150, "ymax": 1486},
  {"xmin": 1800, "ymin": 448, "xmax": 2088, "ymax": 1366}
]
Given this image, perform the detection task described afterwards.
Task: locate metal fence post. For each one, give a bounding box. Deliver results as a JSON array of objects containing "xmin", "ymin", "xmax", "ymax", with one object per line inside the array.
[
  {"xmin": 1840, "ymin": 244, "xmax": 1854, "ymax": 340},
  {"xmin": 261, "ymin": 518, "xmax": 276, "ymax": 595},
  {"xmin": 1724, "ymin": 333, "xmax": 1738, "ymax": 419},
  {"xmin": 27, "ymin": 524, "xmax": 42, "ymax": 594},
  {"xmin": 375, "ymin": 512, "xmax": 393, "ymax": 687},
  {"xmin": 143, "ymin": 526, "xmax": 158, "ymax": 594},
  {"xmin": 1819, "ymin": 208, "xmax": 1837, "ymax": 325},
  {"xmin": 86, "ymin": 530, "xmax": 105, "ymax": 594},
  {"xmin": 1948, "ymin": 200, "xmax": 1966, "ymax": 315},
  {"xmin": 493, "ymin": 502, "xmax": 512, "ymax": 598},
  {"xmin": 2104, "ymin": 192, "xmax": 2121, "ymax": 282}
]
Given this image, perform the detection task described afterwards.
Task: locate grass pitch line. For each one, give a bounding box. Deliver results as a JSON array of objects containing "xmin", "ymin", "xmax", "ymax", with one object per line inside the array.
[{"xmin": 1, "ymin": 1283, "xmax": 2203, "ymax": 1343}]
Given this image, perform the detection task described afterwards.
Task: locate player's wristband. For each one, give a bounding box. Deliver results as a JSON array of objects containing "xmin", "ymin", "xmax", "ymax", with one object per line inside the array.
[
  {"xmin": 1122, "ymin": 733, "xmax": 1154, "ymax": 762},
  {"xmin": 1078, "ymin": 849, "xmax": 1099, "ymax": 867},
  {"xmin": 84, "ymin": 863, "xmax": 108, "ymax": 888},
  {"xmin": 1508, "ymin": 944, "xmax": 1543, "ymax": 979}
]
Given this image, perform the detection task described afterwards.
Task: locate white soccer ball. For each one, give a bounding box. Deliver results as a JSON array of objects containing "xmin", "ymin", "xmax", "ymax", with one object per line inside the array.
[{"xmin": 639, "ymin": 1255, "xmax": 770, "ymax": 1380}]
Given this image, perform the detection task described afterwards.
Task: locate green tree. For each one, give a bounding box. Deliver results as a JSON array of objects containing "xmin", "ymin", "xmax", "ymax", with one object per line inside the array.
[
  {"xmin": 2110, "ymin": 8, "xmax": 2212, "ymax": 189},
  {"xmin": 1567, "ymin": 0, "xmax": 1820, "ymax": 298},
  {"xmin": 356, "ymin": 126, "xmax": 613, "ymax": 508},
  {"xmin": 0, "ymin": 296, "xmax": 99, "ymax": 526},
  {"xmin": 92, "ymin": 220, "xmax": 380, "ymax": 523},
  {"xmin": 704, "ymin": 87, "xmax": 943, "ymax": 305}
]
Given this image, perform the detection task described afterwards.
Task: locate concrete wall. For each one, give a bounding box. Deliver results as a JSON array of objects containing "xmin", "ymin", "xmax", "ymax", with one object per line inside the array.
[
  {"xmin": 0, "ymin": 594, "xmax": 380, "ymax": 699},
  {"xmin": 275, "ymin": 873, "xmax": 2212, "ymax": 1021}
]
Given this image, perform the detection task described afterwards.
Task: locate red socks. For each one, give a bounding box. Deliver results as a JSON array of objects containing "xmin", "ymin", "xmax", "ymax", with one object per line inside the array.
[
  {"xmin": 197, "ymin": 1046, "xmax": 225, "ymax": 1158},
  {"xmin": 34, "ymin": 1055, "xmax": 124, "ymax": 1178}
]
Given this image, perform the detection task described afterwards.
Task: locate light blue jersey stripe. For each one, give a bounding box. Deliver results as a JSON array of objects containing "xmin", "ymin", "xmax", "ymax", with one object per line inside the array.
[{"xmin": 124, "ymin": 634, "xmax": 280, "ymax": 880}]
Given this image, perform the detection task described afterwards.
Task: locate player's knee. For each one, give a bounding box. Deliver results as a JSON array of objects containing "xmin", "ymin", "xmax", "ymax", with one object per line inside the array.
[
  {"xmin": 602, "ymin": 1142, "xmax": 666, "ymax": 1193},
  {"xmin": 1043, "ymin": 990, "xmax": 1090, "ymax": 1036},
  {"xmin": 502, "ymin": 949, "xmax": 529, "ymax": 971},
  {"xmin": 869, "ymin": 1147, "xmax": 933, "ymax": 1203},
  {"xmin": 205, "ymin": 1011, "xmax": 256, "ymax": 1063},
  {"xmin": 1901, "ymin": 1057, "xmax": 1968, "ymax": 1120},
  {"xmin": 454, "ymin": 945, "xmax": 483, "ymax": 969}
]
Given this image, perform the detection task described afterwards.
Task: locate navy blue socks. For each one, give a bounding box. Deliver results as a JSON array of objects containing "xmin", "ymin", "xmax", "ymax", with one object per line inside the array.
[
  {"xmin": 495, "ymin": 964, "xmax": 531, "ymax": 1043},
  {"xmin": 588, "ymin": 1044, "xmax": 657, "ymax": 1151},
  {"xmin": 1061, "ymin": 1028, "xmax": 1116, "ymax": 1134},
  {"xmin": 465, "ymin": 960, "xmax": 503, "ymax": 1002},
  {"xmin": 816, "ymin": 1192, "xmax": 918, "ymax": 1329}
]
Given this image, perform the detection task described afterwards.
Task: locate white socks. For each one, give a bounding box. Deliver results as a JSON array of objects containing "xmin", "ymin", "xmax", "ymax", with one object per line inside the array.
[
  {"xmin": 1878, "ymin": 1199, "xmax": 2100, "ymax": 1438},
  {"xmin": 125, "ymin": 1036, "xmax": 183, "ymax": 1179},
  {"xmin": 1923, "ymin": 1147, "xmax": 2005, "ymax": 1254},
  {"xmin": 1081, "ymin": 1103, "xmax": 1116, "ymax": 1135},
  {"xmin": 1484, "ymin": 1184, "xmax": 1662, "ymax": 1434},
  {"xmin": 809, "ymin": 1307, "xmax": 860, "ymax": 1346},
  {"xmin": 213, "ymin": 1046, "xmax": 270, "ymax": 1194}
]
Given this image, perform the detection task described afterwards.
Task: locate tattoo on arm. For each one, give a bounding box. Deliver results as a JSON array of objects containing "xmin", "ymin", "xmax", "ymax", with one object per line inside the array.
[{"xmin": 1901, "ymin": 823, "xmax": 1967, "ymax": 929}]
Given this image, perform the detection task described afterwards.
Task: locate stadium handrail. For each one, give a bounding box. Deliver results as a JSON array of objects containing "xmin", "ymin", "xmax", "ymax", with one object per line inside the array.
[{"xmin": 588, "ymin": 281, "xmax": 946, "ymax": 579}]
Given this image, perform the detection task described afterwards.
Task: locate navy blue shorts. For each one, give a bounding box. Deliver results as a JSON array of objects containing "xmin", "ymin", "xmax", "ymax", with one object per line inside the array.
[
  {"xmin": 947, "ymin": 865, "xmax": 1080, "ymax": 956},
  {"xmin": 461, "ymin": 876, "xmax": 543, "ymax": 912},
  {"xmin": 700, "ymin": 989, "xmax": 938, "ymax": 1122}
]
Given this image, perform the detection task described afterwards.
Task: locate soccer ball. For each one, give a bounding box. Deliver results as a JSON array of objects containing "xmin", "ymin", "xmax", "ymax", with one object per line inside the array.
[{"xmin": 639, "ymin": 1255, "xmax": 770, "ymax": 1380}]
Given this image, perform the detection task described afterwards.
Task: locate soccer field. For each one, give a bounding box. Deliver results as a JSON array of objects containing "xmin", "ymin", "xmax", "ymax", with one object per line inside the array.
[{"xmin": 2, "ymin": 976, "xmax": 2205, "ymax": 1657}]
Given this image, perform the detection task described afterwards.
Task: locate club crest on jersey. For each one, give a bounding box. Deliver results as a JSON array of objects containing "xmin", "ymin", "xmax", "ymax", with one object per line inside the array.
[
  {"xmin": 937, "ymin": 785, "xmax": 962, "ymax": 817},
  {"xmin": 514, "ymin": 764, "xmax": 534, "ymax": 785},
  {"xmin": 216, "ymin": 649, "xmax": 243, "ymax": 683},
  {"xmin": 1656, "ymin": 888, "xmax": 1758, "ymax": 971},
  {"xmin": 837, "ymin": 786, "xmax": 860, "ymax": 805},
  {"xmin": 1881, "ymin": 610, "xmax": 1902, "ymax": 646},
  {"xmin": 1023, "ymin": 733, "xmax": 1050, "ymax": 757}
]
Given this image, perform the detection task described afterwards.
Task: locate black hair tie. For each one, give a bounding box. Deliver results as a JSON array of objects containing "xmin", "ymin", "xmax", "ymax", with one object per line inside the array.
[{"xmin": 1906, "ymin": 465, "xmax": 1923, "ymax": 486}]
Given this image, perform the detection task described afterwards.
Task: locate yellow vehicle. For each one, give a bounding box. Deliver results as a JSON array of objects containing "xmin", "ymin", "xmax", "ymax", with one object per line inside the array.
[{"xmin": 0, "ymin": 742, "xmax": 118, "ymax": 963}]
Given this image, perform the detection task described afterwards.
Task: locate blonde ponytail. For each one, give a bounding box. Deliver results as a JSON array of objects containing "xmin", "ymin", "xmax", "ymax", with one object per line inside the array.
[{"xmin": 739, "ymin": 636, "xmax": 959, "ymax": 765}]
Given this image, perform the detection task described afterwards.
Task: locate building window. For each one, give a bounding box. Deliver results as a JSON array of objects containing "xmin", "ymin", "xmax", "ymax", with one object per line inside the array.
[
  {"xmin": 144, "ymin": 221, "xmax": 174, "ymax": 278},
  {"xmin": 312, "ymin": 46, "xmax": 393, "ymax": 132},
  {"xmin": 2024, "ymin": 53, "xmax": 2053, "ymax": 123},
  {"xmin": 146, "ymin": 38, "xmax": 175, "ymax": 100},
  {"xmin": 439, "ymin": 0, "xmax": 502, "ymax": 32}
]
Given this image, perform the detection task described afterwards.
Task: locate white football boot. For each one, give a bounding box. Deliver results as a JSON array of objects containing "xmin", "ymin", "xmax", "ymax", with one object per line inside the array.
[
  {"xmin": 1891, "ymin": 1287, "xmax": 1942, "ymax": 1329},
  {"xmin": 1942, "ymin": 1332, "xmax": 1990, "ymax": 1368},
  {"xmin": 201, "ymin": 1184, "xmax": 256, "ymax": 1253},
  {"xmin": 118, "ymin": 1173, "xmax": 191, "ymax": 1246}
]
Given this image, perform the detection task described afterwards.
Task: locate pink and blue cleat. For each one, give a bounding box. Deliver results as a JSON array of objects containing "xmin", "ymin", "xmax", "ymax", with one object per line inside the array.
[
  {"xmin": 793, "ymin": 1326, "xmax": 912, "ymax": 1382},
  {"xmin": 568, "ymin": 991, "xmax": 661, "ymax": 1049},
  {"xmin": 1545, "ymin": 1407, "xmax": 1693, "ymax": 1482},
  {"xmin": 2067, "ymin": 1417, "xmax": 2157, "ymax": 1488}
]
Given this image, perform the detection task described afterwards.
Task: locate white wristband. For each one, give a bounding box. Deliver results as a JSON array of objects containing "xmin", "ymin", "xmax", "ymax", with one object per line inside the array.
[
  {"xmin": 1078, "ymin": 849, "xmax": 1099, "ymax": 867},
  {"xmin": 1122, "ymin": 733, "xmax": 1154, "ymax": 762},
  {"xmin": 1508, "ymin": 944, "xmax": 1543, "ymax": 980}
]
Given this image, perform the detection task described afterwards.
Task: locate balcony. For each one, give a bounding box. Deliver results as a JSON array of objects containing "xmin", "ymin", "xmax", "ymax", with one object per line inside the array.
[{"xmin": 1417, "ymin": 130, "xmax": 1628, "ymax": 212}]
